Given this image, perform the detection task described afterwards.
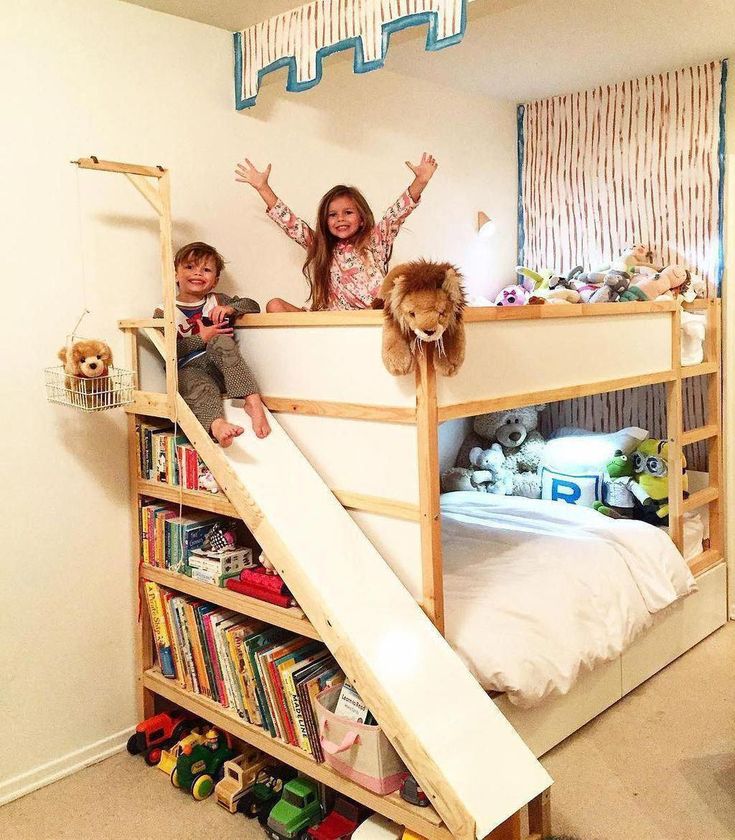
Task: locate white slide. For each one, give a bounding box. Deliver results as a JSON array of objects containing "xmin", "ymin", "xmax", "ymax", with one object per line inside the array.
[{"xmin": 176, "ymin": 395, "xmax": 551, "ymax": 839}]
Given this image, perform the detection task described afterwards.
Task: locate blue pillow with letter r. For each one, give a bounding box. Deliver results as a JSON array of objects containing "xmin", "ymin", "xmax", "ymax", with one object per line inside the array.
[{"xmin": 540, "ymin": 467, "xmax": 603, "ymax": 507}]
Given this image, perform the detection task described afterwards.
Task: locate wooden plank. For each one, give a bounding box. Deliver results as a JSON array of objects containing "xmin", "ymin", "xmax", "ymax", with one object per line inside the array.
[
  {"xmin": 527, "ymin": 790, "xmax": 551, "ymax": 838},
  {"xmin": 118, "ymin": 318, "xmax": 164, "ymax": 329},
  {"xmin": 333, "ymin": 491, "xmax": 420, "ymax": 522},
  {"xmin": 138, "ymin": 478, "xmax": 238, "ymax": 516},
  {"xmin": 666, "ymin": 307, "xmax": 684, "ymax": 551},
  {"xmin": 143, "ymin": 669, "xmax": 452, "ymax": 840},
  {"xmin": 705, "ymin": 300, "xmax": 723, "ymax": 555},
  {"xmin": 126, "ymin": 331, "xmax": 155, "ymax": 719},
  {"xmin": 140, "ymin": 477, "xmax": 416, "ymax": 523},
  {"xmin": 141, "ymin": 565, "xmax": 319, "ymax": 640},
  {"xmin": 74, "ymin": 157, "xmax": 166, "ymax": 178},
  {"xmin": 416, "ymin": 352, "xmax": 444, "ymax": 633},
  {"xmin": 125, "ymin": 173, "xmax": 163, "ymax": 215},
  {"xmin": 124, "ymin": 390, "xmax": 172, "ymax": 419},
  {"xmin": 264, "ymin": 396, "xmax": 416, "ymax": 424},
  {"xmin": 439, "ymin": 369, "xmax": 676, "ymax": 422},
  {"xmin": 682, "ymin": 424, "xmax": 718, "ymax": 446},
  {"xmin": 158, "ymin": 171, "xmax": 178, "ymax": 415},
  {"xmin": 233, "ymin": 300, "xmax": 676, "ymax": 329},
  {"xmin": 485, "ymin": 811, "xmax": 521, "ymax": 840},
  {"xmin": 682, "ymin": 486, "xmax": 719, "ymax": 513},
  {"xmin": 688, "ymin": 549, "xmax": 723, "ymax": 577},
  {"xmin": 681, "ymin": 361, "xmax": 717, "ymax": 378}
]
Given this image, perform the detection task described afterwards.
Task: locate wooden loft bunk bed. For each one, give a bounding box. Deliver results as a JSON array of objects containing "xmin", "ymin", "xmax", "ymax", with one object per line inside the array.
[{"xmin": 81, "ymin": 157, "xmax": 725, "ymax": 840}]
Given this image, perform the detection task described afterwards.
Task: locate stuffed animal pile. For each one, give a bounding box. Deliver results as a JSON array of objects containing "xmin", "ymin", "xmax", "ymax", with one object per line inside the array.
[
  {"xmin": 495, "ymin": 244, "xmax": 704, "ymax": 307},
  {"xmin": 444, "ymin": 405, "xmax": 547, "ymax": 498}
]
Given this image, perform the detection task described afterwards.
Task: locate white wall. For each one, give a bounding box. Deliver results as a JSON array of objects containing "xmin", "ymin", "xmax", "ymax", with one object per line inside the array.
[{"xmin": 0, "ymin": 0, "xmax": 518, "ymax": 801}]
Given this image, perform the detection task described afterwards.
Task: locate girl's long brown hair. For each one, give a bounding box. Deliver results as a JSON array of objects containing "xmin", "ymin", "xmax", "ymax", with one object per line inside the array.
[{"xmin": 304, "ymin": 185, "xmax": 375, "ymax": 310}]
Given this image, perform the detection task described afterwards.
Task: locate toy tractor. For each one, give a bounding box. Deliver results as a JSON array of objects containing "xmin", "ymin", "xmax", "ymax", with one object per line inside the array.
[
  {"xmin": 170, "ymin": 728, "xmax": 237, "ymax": 800},
  {"xmin": 266, "ymin": 776, "xmax": 322, "ymax": 840},
  {"xmin": 242, "ymin": 764, "xmax": 298, "ymax": 824},
  {"xmin": 214, "ymin": 745, "xmax": 270, "ymax": 813},
  {"xmin": 126, "ymin": 711, "xmax": 198, "ymax": 767}
]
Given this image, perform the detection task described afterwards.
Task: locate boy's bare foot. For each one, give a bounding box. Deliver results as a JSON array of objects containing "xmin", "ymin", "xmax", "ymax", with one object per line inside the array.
[
  {"xmin": 244, "ymin": 394, "xmax": 271, "ymax": 438},
  {"xmin": 210, "ymin": 418, "xmax": 244, "ymax": 448}
]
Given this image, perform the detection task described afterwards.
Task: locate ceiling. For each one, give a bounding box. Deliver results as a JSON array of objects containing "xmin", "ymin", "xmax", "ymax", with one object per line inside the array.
[{"xmin": 122, "ymin": 0, "xmax": 735, "ymax": 102}]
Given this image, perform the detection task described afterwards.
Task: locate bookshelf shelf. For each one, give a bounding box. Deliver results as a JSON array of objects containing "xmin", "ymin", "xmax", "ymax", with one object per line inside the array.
[
  {"xmin": 138, "ymin": 478, "xmax": 238, "ymax": 517},
  {"xmin": 141, "ymin": 564, "xmax": 320, "ymax": 640},
  {"xmin": 143, "ymin": 668, "xmax": 451, "ymax": 840}
]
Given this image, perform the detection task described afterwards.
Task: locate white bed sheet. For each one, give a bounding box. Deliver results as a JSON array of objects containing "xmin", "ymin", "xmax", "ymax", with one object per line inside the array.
[{"xmin": 441, "ymin": 492, "xmax": 696, "ymax": 708}]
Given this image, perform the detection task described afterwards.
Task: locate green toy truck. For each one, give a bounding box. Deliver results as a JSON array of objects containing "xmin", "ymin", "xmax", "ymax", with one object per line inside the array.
[
  {"xmin": 266, "ymin": 777, "xmax": 322, "ymax": 840},
  {"xmin": 170, "ymin": 728, "xmax": 237, "ymax": 800}
]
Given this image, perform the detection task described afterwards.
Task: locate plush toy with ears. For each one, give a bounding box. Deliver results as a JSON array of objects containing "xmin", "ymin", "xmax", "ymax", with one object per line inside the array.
[{"xmin": 57, "ymin": 339, "xmax": 113, "ymax": 407}]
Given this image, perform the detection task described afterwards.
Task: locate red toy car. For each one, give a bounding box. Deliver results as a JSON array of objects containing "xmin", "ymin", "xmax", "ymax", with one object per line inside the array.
[
  {"xmin": 126, "ymin": 711, "xmax": 198, "ymax": 767},
  {"xmin": 307, "ymin": 797, "xmax": 364, "ymax": 840}
]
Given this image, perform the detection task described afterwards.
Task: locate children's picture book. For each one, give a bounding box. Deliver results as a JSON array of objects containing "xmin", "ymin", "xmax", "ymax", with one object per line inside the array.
[
  {"xmin": 143, "ymin": 582, "xmax": 175, "ymax": 678},
  {"xmin": 333, "ymin": 681, "xmax": 373, "ymax": 724}
]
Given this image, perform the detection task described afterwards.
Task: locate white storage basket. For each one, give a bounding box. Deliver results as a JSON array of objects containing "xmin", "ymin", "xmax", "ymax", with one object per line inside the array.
[{"xmin": 44, "ymin": 365, "xmax": 135, "ymax": 412}]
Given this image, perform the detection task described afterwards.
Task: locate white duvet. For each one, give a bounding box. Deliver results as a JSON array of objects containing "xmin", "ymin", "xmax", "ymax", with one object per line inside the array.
[{"xmin": 441, "ymin": 492, "xmax": 696, "ymax": 708}]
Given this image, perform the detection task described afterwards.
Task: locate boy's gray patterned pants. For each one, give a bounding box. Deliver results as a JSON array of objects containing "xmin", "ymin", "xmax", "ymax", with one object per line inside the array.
[{"xmin": 178, "ymin": 335, "xmax": 259, "ymax": 433}]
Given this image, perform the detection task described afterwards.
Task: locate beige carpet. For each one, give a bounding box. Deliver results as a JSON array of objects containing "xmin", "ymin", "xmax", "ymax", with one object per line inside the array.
[{"xmin": 1, "ymin": 623, "xmax": 733, "ymax": 840}]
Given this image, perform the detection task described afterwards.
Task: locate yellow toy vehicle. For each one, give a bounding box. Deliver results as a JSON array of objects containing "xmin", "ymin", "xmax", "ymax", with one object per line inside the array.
[
  {"xmin": 214, "ymin": 744, "xmax": 270, "ymax": 814},
  {"xmin": 156, "ymin": 728, "xmax": 207, "ymax": 776}
]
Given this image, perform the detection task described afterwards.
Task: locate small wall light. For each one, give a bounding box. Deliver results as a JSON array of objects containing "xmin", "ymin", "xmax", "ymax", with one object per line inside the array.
[{"xmin": 477, "ymin": 211, "xmax": 496, "ymax": 240}]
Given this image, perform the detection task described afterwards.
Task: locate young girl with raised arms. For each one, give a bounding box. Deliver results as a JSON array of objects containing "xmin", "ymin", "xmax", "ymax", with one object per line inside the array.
[{"xmin": 235, "ymin": 153, "xmax": 438, "ymax": 311}]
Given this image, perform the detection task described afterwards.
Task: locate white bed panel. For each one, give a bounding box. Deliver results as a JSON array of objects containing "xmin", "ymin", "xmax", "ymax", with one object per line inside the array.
[
  {"xmin": 274, "ymin": 414, "xmax": 420, "ymax": 504},
  {"xmin": 621, "ymin": 562, "xmax": 726, "ymax": 694},
  {"xmin": 237, "ymin": 326, "xmax": 416, "ymax": 406},
  {"xmin": 494, "ymin": 658, "xmax": 622, "ymax": 758},
  {"xmin": 437, "ymin": 314, "xmax": 672, "ymax": 407},
  {"xmin": 348, "ymin": 512, "xmax": 423, "ymax": 600}
]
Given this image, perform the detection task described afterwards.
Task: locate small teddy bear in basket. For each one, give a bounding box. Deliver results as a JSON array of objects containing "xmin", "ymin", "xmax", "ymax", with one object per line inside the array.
[{"xmin": 57, "ymin": 339, "xmax": 114, "ymax": 410}]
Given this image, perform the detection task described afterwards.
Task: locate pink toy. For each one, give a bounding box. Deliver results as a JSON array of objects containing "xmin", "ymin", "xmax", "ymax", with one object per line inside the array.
[{"xmin": 494, "ymin": 275, "xmax": 534, "ymax": 306}]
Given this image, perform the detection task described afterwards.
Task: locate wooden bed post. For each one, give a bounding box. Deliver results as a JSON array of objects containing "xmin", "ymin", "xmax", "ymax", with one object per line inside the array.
[
  {"xmin": 124, "ymin": 326, "xmax": 155, "ymax": 718},
  {"xmin": 705, "ymin": 299, "xmax": 723, "ymax": 555},
  {"xmin": 666, "ymin": 306, "xmax": 684, "ymax": 551},
  {"xmin": 416, "ymin": 351, "xmax": 445, "ymax": 634}
]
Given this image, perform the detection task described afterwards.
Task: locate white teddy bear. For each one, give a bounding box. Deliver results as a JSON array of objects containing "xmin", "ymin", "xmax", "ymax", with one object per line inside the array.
[
  {"xmin": 457, "ymin": 405, "xmax": 547, "ymax": 498},
  {"xmin": 440, "ymin": 443, "xmax": 513, "ymax": 495}
]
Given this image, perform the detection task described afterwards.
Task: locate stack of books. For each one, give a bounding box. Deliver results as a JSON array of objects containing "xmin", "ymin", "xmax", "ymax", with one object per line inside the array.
[
  {"xmin": 136, "ymin": 420, "xmax": 219, "ymax": 493},
  {"xmin": 144, "ymin": 582, "xmax": 344, "ymax": 759},
  {"xmin": 140, "ymin": 503, "xmax": 243, "ymax": 578}
]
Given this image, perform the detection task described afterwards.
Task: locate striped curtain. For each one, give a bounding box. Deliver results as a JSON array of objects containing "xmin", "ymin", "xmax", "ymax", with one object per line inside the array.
[
  {"xmin": 519, "ymin": 61, "xmax": 727, "ymax": 468},
  {"xmin": 519, "ymin": 61, "xmax": 726, "ymax": 294}
]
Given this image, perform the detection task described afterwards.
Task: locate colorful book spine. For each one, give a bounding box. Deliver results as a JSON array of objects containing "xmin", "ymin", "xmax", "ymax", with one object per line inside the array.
[{"xmin": 143, "ymin": 582, "xmax": 175, "ymax": 678}]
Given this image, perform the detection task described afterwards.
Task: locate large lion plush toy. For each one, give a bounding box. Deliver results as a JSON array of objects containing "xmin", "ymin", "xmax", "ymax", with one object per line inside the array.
[{"xmin": 372, "ymin": 260, "xmax": 466, "ymax": 377}]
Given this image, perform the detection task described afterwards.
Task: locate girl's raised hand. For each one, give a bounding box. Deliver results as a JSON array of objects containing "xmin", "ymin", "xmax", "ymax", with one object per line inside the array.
[
  {"xmin": 405, "ymin": 152, "xmax": 438, "ymax": 185},
  {"xmin": 235, "ymin": 158, "xmax": 272, "ymax": 191}
]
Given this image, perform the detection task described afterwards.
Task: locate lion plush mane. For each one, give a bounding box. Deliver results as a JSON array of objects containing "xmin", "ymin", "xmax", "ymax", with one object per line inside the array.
[{"xmin": 372, "ymin": 260, "xmax": 466, "ymax": 376}]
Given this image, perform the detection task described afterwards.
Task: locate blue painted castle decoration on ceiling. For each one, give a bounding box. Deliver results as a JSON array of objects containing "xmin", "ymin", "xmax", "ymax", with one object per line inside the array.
[{"xmin": 234, "ymin": 0, "xmax": 468, "ymax": 110}]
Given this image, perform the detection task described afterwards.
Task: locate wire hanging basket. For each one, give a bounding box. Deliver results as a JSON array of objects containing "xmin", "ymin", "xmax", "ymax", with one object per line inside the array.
[{"xmin": 45, "ymin": 364, "xmax": 136, "ymax": 412}]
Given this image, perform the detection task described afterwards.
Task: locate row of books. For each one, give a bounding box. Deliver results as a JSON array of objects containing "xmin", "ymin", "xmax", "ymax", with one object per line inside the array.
[
  {"xmin": 144, "ymin": 582, "xmax": 344, "ymax": 761},
  {"xmin": 140, "ymin": 502, "xmax": 221, "ymax": 572},
  {"xmin": 136, "ymin": 420, "xmax": 219, "ymax": 493}
]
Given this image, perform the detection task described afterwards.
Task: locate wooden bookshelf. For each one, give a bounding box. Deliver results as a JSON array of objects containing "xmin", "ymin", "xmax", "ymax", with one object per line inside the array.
[
  {"xmin": 141, "ymin": 564, "xmax": 320, "ymax": 640},
  {"xmin": 143, "ymin": 668, "xmax": 452, "ymax": 840}
]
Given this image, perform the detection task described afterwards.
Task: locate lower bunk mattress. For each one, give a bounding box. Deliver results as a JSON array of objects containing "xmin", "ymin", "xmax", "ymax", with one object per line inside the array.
[{"xmin": 441, "ymin": 492, "xmax": 696, "ymax": 708}]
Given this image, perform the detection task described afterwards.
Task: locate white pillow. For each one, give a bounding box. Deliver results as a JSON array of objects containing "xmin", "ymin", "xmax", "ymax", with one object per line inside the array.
[
  {"xmin": 542, "ymin": 427, "xmax": 648, "ymax": 473},
  {"xmin": 540, "ymin": 467, "xmax": 603, "ymax": 507}
]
